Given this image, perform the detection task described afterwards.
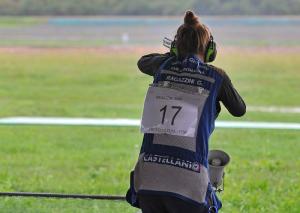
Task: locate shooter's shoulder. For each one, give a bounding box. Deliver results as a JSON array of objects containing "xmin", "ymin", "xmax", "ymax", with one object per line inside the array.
[{"xmin": 207, "ymin": 64, "xmax": 227, "ymax": 77}]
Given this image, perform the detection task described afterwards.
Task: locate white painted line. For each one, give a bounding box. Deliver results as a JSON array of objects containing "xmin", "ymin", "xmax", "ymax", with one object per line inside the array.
[
  {"xmin": 247, "ymin": 106, "xmax": 300, "ymax": 113},
  {"xmin": 0, "ymin": 117, "xmax": 299, "ymax": 130},
  {"xmin": 216, "ymin": 121, "xmax": 300, "ymax": 130},
  {"xmin": 0, "ymin": 117, "xmax": 140, "ymax": 126}
]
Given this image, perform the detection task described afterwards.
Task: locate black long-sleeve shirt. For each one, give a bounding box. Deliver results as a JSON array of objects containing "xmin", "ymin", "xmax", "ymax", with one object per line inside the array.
[{"xmin": 137, "ymin": 53, "xmax": 246, "ymax": 117}]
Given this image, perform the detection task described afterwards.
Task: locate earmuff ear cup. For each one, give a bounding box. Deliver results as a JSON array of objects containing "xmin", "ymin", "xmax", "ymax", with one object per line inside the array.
[{"xmin": 204, "ymin": 37, "xmax": 217, "ymax": 63}]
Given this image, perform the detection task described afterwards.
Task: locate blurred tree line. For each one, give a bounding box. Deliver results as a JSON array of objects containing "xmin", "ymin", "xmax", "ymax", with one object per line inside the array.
[{"xmin": 0, "ymin": 0, "xmax": 299, "ymax": 15}]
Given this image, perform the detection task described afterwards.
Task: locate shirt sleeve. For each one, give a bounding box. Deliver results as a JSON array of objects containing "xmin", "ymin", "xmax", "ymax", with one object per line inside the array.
[
  {"xmin": 137, "ymin": 53, "xmax": 171, "ymax": 76},
  {"xmin": 217, "ymin": 71, "xmax": 246, "ymax": 117}
]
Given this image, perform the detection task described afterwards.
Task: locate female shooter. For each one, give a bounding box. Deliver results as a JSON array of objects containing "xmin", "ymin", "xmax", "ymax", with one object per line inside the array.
[{"xmin": 127, "ymin": 11, "xmax": 246, "ymax": 213}]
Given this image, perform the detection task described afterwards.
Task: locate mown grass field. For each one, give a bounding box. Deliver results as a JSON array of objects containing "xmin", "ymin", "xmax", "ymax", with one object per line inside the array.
[
  {"xmin": 0, "ymin": 17, "xmax": 46, "ymax": 27},
  {"xmin": 0, "ymin": 47, "xmax": 299, "ymax": 213}
]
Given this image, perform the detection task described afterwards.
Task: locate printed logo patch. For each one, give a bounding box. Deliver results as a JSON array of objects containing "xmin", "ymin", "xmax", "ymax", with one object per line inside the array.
[{"xmin": 143, "ymin": 154, "xmax": 201, "ymax": 173}]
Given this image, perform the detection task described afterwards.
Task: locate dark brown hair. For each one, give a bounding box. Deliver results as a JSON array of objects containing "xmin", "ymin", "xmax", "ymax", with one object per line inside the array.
[{"xmin": 176, "ymin": 11, "xmax": 210, "ymax": 58}]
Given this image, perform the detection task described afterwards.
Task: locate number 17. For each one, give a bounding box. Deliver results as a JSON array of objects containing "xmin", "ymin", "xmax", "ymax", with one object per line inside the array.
[{"xmin": 160, "ymin": 105, "xmax": 182, "ymax": 125}]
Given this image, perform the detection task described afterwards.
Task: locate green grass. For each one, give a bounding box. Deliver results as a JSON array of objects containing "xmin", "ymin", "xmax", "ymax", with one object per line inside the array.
[
  {"xmin": 0, "ymin": 127, "xmax": 299, "ymax": 212},
  {"xmin": 0, "ymin": 126, "xmax": 140, "ymax": 213},
  {"xmin": 211, "ymin": 129, "xmax": 300, "ymax": 213},
  {"xmin": 0, "ymin": 48, "xmax": 299, "ymax": 212},
  {"xmin": 0, "ymin": 17, "xmax": 46, "ymax": 27},
  {"xmin": 0, "ymin": 40, "xmax": 118, "ymax": 48},
  {"xmin": 0, "ymin": 49, "xmax": 299, "ymax": 121}
]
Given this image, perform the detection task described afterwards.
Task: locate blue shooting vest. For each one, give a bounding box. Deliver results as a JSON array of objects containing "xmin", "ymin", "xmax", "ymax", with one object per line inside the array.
[{"xmin": 127, "ymin": 55, "xmax": 223, "ymax": 211}]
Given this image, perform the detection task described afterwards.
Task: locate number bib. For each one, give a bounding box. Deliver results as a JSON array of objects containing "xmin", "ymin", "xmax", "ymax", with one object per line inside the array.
[{"xmin": 141, "ymin": 85, "xmax": 208, "ymax": 137}]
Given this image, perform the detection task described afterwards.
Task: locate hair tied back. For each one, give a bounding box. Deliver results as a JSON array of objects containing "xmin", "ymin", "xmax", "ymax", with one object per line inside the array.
[{"xmin": 184, "ymin": 11, "xmax": 198, "ymax": 26}]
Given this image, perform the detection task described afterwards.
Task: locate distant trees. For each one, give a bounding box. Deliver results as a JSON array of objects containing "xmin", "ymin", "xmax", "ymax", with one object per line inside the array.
[
  {"xmin": 194, "ymin": 0, "xmax": 300, "ymax": 15},
  {"xmin": 0, "ymin": 0, "xmax": 299, "ymax": 16}
]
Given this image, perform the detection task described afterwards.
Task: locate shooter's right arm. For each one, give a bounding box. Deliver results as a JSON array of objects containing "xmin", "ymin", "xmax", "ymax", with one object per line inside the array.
[{"xmin": 137, "ymin": 53, "xmax": 171, "ymax": 76}]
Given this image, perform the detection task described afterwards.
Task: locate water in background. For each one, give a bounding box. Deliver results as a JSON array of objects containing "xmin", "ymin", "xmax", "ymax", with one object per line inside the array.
[{"xmin": 1, "ymin": 16, "xmax": 300, "ymax": 47}]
